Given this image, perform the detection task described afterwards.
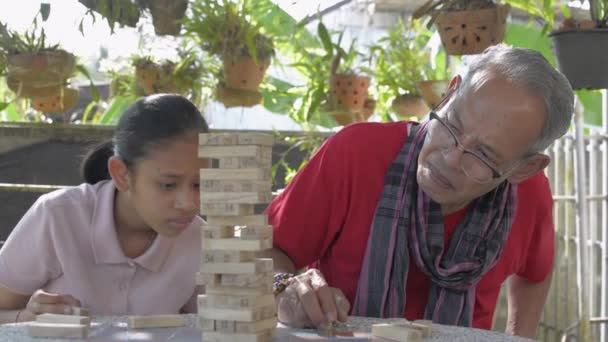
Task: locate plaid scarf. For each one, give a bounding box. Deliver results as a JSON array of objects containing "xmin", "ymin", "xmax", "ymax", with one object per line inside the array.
[{"xmin": 352, "ymin": 121, "xmax": 517, "ymax": 326}]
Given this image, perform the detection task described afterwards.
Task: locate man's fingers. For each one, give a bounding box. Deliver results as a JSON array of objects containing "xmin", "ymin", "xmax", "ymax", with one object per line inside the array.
[
  {"xmin": 315, "ymin": 285, "xmax": 338, "ymax": 323},
  {"xmin": 332, "ymin": 288, "xmax": 351, "ymax": 322},
  {"xmin": 294, "ymin": 278, "xmax": 327, "ymax": 327},
  {"xmin": 27, "ymin": 301, "xmax": 72, "ymax": 315},
  {"xmin": 59, "ymin": 294, "xmax": 81, "ymax": 308},
  {"xmin": 32, "ymin": 291, "xmax": 65, "ymax": 304}
]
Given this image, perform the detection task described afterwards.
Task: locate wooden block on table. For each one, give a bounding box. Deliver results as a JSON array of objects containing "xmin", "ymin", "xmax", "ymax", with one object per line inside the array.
[
  {"xmin": 202, "ymin": 329, "xmax": 273, "ymax": 342},
  {"xmin": 198, "ymin": 304, "xmax": 276, "ymax": 322},
  {"xmin": 218, "ymin": 156, "xmax": 272, "ymax": 169},
  {"xmin": 200, "ymin": 258, "xmax": 273, "ymax": 275},
  {"xmin": 200, "ymin": 169, "xmax": 271, "ymax": 181},
  {"xmin": 198, "ymin": 293, "xmax": 275, "ymax": 309},
  {"xmin": 202, "ymin": 237, "xmax": 272, "ymax": 251},
  {"xmin": 201, "ymin": 180, "xmax": 272, "ymax": 193},
  {"xmin": 220, "ymin": 272, "xmax": 272, "ymax": 287},
  {"xmin": 201, "ymin": 203, "xmax": 255, "ymax": 216},
  {"xmin": 27, "ymin": 322, "xmax": 88, "ymax": 339},
  {"xmin": 198, "ymin": 145, "xmax": 272, "ymax": 159},
  {"xmin": 202, "ymin": 225, "xmax": 236, "ymax": 239},
  {"xmin": 71, "ymin": 306, "xmax": 89, "ymax": 316},
  {"xmin": 236, "ymin": 226, "xmax": 273, "ymax": 240},
  {"xmin": 127, "ymin": 314, "xmax": 186, "ymax": 328},
  {"xmin": 36, "ymin": 313, "xmax": 90, "ymax": 325},
  {"xmin": 202, "ymin": 250, "xmax": 256, "ymax": 263},
  {"xmin": 410, "ymin": 320, "xmax": 432, "ymax": 337},
  {"xmin": 371, "ymin": 323, "xmax": 422, "ymax": 342},
  {"xmin": 201, "ymin": 191, "xmax": 273, "ymax": 204},
  {"xmin": 235, "ymin": 317, "xmax": 277, "ymax": 334},
  {"xmin": 199, "ymin": 133, "xmax": 275, "ymax": 146},
  {"xmin": 207, "ymin": 215, "xmax": 268, "ymax": 226}
]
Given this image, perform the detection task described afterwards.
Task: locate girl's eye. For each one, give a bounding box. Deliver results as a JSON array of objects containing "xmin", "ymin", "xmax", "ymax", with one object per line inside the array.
[
  {"xmin": 161, "ymin": 183, "xmax": 177, "ymax": 190},
  {"xmin": 194, "ymin": 183, "xmax": 200, "ymax": 190}
]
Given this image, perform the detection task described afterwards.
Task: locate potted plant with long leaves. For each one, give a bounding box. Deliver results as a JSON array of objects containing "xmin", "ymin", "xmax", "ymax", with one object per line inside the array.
[
  {"xmin": 366, "ymin": 18, "xmax": 450, "ymax": 120},
  {"xmin": 413, "ymin": 0, "xmax": 511, "ymax": 55},
  {"xmin": 183, "ymin": 0, "xmax": 275, "ymax": 107}
]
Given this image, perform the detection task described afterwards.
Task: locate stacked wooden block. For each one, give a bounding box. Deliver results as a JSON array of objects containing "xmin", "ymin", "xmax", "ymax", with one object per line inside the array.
[
  {"xmin": 371, "ymin": 320, "xmax": 433, "ymax": 341},
  {"xmin": 27, "ymin": 307, "xmax": 90, "ymax": 339},
  {"xmin": 197, "ymin": 133, "xmax": 277, "ymax": 342}
]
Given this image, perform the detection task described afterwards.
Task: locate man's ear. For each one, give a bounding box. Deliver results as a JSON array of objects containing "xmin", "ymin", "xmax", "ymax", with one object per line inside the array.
[
  {"xmin": 435, "ymin": 75, "xmax": 461, "ymax": 110},
  {"xmin": 507, "ymin": 154, "xmax": 550, "ymax": 184},
  {"xmin": 108, "ymin": 156, "xmax": 130, "ymax": 192}
]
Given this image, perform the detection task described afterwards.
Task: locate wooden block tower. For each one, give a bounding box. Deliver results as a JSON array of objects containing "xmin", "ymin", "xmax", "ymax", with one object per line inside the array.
[{"xmin": 197, "ymin": 133, "xmax": 277, "ymax": 342}]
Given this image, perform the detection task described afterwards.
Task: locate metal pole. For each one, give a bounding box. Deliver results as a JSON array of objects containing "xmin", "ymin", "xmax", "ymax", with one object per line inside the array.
[{"xmin": 600, "ymin": 89, "xmax": 608, "ymax": 342}]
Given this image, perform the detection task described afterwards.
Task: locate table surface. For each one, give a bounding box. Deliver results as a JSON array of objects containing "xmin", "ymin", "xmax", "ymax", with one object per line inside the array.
[{"xmin": 0, "ymin": 315, "xmax": 536, "ymax": 342}]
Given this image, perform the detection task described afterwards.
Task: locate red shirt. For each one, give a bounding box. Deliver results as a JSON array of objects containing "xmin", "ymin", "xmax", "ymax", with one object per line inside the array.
[{"xmin": 267, "ymin": 121, "xmax": 554, "ymax": 330}]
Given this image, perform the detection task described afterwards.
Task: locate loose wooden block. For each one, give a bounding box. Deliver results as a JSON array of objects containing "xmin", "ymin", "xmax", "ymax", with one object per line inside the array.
[
  {"xmin": 71, "ymin": 306, "xmax": 89, "ymax": 316},
  {"xmin": 127, "ymin": 314, "xmax": 186, "ymax": 329},
  {"xmin": 198, "ymin": 305, "xmax": 276, "ymax": 322},
  {"xmin": 202, "ymin": 329, "xmax": 273, "ymax": 342},
  {"xmin": 199, "ymin": 133, "xmax": 275, "ymax": 146},
  {"xmin": 199, "ymin": 318, "xmax": 216, "ymax": 331},
  {"xmin": 198, "ymin": 145, "xmax": 272, "ymax": 159},
  {"xmin": 411, "ymin": 320, "xmax": 432, "ymax": 337},
  {"xmin": 236, "ymin": 226, "xmax": 273, "ymax": 240},
  {"xmin": 201, "ymin": 180, "xmax": 272, "ymax": 193},
  {"xmin": 218, "ymin": 156, "xmax": 272, "ymax": 169},
  {"xmin": 27, "ymin": 322, "xmax": 88, "ymax": 339},
  {"xmin": 200, "ymin": 169, "xmax": 271, "ymax": 181},
  {"xmin": 198, "ymin": 294, "xmax": 274, "ymax": 309},
  {"xmin": 201, "ymin": 192, "xmax": 273, "ymax": 204},
  {"xmin": 371, "ymin": 323, "xmax": 422, "ymax": 342},
  {"xmin": 200, "ymin": 258, "xmax": 273, "ymax": 275},
  {"xmin": 235, "ymin": 317, "xmax": 278, "ymax": 334},
  {"xmin": 202, "ymin": 250, "xmax": 256, "ymax": 263},
  {"xmin": 220, "ymin": 272, "xmax": 272, "ymax": 287},
  {"xmin": 36, "ymin": 313, "xmax": 90, "ymax": 325},
  {"xmin": 207, "ymin": 215, "xmax": 268, "ymax": 226},
  {"xmin": 201, "ymin": 203, "xmax": 255, "ymax": 216},
  {"xmin": 202, "ymin": 237, "xmax": 272, "ymax": 252},
  {"xmin": 202, "ymin": 225, "xmax": 236, "ymax": 239}
]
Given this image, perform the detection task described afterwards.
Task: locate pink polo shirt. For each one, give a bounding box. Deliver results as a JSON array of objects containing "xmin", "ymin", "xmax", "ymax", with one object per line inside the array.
[{"xmin": 0, "ymin": 180, "xmax": 202, "ymax": 315}]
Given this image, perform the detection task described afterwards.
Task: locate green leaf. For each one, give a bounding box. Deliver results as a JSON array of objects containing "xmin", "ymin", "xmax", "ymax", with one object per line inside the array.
[
  {"xmin": 40, "ymin": 3, "xmax": 51, "ymax": 21},
  {"xmin": 0, "ymin": 102, "xmax": 8, "ymax": 111},
  {"xmin": 75, "ymin": 64, "xmax": 100, "ymax": 101},
  {"xmin": 97, "ymin": 95, "xmax": 136, "ymax": 124},
  {"xmin": 317, "ymin": 22, "xmax": 333, "ymax": 56}
]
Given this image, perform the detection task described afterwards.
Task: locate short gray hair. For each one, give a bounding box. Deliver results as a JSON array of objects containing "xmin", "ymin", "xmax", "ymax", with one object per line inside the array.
[{"xmin": 458, "ymin": 44, "xmax": 574, "ymax": 153}]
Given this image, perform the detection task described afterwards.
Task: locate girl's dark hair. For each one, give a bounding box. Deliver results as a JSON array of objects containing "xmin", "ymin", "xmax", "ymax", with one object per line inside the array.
[{"xmin": 81, "ymin": 94, "xmax": 209, "ymax": 184}]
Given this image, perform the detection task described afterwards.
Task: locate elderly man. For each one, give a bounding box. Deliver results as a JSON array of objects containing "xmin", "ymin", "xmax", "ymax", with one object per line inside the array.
[{"xmin": 264, "ymin": 44, "xmax": 574, "ymax": 338}]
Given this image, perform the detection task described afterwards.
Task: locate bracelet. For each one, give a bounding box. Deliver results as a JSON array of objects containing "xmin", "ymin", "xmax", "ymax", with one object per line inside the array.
[{"xmin": 273, "ymin": 273, "xmax": 295, "ymax": 296}]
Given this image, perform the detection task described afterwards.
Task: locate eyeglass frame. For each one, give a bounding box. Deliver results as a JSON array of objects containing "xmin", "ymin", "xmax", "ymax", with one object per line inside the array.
[{"xmin": 428, "ymin": 110, "xmax": 524, "ymax": 183}]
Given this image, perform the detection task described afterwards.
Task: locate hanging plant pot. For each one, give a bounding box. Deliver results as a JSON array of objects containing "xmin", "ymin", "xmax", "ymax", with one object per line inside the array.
[
  {"xmin": 215, "ymin": 85, "xmax": 263, "ymax": 108},
  {"xmin": 149, "ymin": 0, "xmax": 189, "ymax": 36},
  {"xmin": 392, "ymin": 94, "xmax": 429, "ymax": 119},
  {"xmin": 435, "ymin": 4, "xmax": 510, "ymax": 55},
  {"xmin": 31, "ymin": 87, "xmax": 79, "ymax": 113},
  {"xmin": 222, "ymin": 56, "xmax": 270, "ymax": 92},
  {"xmin": 6, "ymin": 76, "xmax": 63, "ymax": 98},
  {"xmin": 135, "ymin": 62, "xmax": 176, "ymax": 95},
  {"xmin": 7, "ymin": 51, "xmax": 76, "ymax": 90},
  {"xmin": 416, "ymin": 80, "xmax": 449, "ymax": 109},
  {"xmin": 330, "ymin": 73, "xmax": 370, "ymax": 111},
  {"xmin": 328, "ymin": 98, "xmax": 375, "ymax": 126},
  {"xmin": 549, "ymin": 29, "xmax": 608, "ymax": 90}
]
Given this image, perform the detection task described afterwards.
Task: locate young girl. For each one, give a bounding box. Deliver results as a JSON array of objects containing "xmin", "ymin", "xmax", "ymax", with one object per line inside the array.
[{"xmin": 0, "ymin": 94, "xmax": 208, "ymax": 323}]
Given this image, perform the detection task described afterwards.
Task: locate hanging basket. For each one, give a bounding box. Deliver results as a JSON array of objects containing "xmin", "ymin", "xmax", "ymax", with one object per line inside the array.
[
  {"xmin": 6, "ymin": 76, "xmax": 64, "ymax": 98},
  {"xmin": 7, "ymin": 51, "xmax": 76, "ymax": 93},
  {"xmin": 149, "ymin": 0, "xmax": 189, "ymax": 36},
  {"xmin": 435, "ymin": 3, "xmax": 510, "ymax": 55},
  {"xmin": 222, "ymin": 56, "xmax": 270, "ymax": 92},
  {"xmin": 215, "ymin": 85, "xmax": 263, "ymax": 108},
  {"xmin": 550, "ymin": 29, "xmax": 608, "ymax": 90},
  {"xmin": 391, "ymin": 94, "xmax": 429, "ymax": 119},
  {"xmin": 329, "ymin": 73, "xmax": 370, "ymax": 111},
  {"xmin": 31, "ymin": 87, "xmax": 80, "ymax": 113},
  {"xmin": 328, "ymin": 98, "xmax": 375, "ymax": 126},
  {"xmin": 135, "ymin": 63, "xmax": 176, "ymax": 95},
  {"xmin": 416, "ymin": 80, "xmax": 449, "ymax": 109}
]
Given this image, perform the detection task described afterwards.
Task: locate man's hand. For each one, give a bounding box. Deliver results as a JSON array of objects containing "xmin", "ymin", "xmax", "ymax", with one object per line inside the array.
[
  {"xmin": 276, "ymin": 269, "xmax": 350, "ymax": 328},
  {"xmin": 24, "ymin": 289, "xmax": 82, "ymax": 318}
]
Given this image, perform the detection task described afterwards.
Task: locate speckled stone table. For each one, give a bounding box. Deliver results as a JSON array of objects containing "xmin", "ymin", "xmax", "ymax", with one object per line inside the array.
[{"xmin": 0, "ymin": 315, "xmax": 536, "ymax": 341}]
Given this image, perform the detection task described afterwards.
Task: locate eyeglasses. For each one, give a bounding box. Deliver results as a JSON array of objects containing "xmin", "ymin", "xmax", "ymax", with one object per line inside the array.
[{"xmin": 427, "ymin": 111, "xmax": 504, "ymax": 184}]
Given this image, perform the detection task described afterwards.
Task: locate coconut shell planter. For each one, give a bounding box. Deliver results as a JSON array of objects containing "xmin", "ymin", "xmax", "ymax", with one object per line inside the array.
[
  {"xmin": 326, "ymin": 73, "xmax": 375, "ymax": 125},
  {"xmin": 149, "ymin": 0, "xmax": 189, "ymax": 36},
  {"xmin": 6, "ymin": 50, "xmax": 80, "ymax": 113},
  {"xmin": 218, "ymin": 55, "xmax": 270, "ymax": 107},
  {"xmin": 135, "ymin": 62, "xmax": 177, "ymax": 95},
  {"xmin": 435, "ymin": 3, "xmax": 510, "ymax": 55},
  {"xmin": 392, "ymin": 94, "xmax": 429, "ymax": 119}
]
